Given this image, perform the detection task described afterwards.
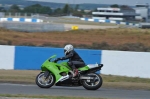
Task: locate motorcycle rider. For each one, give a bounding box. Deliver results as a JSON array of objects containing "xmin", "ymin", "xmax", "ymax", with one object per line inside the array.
[{"xmin": 55, "ymin": 44, "xmax": 86, "ymax": 77}]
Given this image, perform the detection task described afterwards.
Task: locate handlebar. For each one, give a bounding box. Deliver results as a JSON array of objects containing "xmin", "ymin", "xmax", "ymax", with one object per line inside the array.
[{"xmin": 53, "ymin": 59, "xmax": 58, "ymax": 63}]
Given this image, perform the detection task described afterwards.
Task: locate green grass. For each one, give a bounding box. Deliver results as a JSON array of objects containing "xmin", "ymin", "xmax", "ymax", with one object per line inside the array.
[
  {"xmin": 102, "ymin": 75, "xmax": 150, "ymax": 83},
  {"xmin": 0, "ymin": 94, "xmax": 109, "ymax": 99}
]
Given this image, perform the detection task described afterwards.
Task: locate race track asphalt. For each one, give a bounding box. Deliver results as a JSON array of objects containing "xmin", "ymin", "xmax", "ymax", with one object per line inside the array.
[{"xmin": 0, "ymin": 83, "xmax": 149, "ymax": 99}]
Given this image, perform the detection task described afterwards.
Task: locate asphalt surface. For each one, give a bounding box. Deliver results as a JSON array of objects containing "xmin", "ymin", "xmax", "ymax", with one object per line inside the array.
[{"xmin": 0, "ymin": 83, "xmax": 150, "ymax": 99}]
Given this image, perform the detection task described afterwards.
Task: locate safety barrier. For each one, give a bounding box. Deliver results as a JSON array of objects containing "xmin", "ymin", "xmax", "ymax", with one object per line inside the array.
[
  {"xmin": 101, "ymin": 50, "xmax": 150, "ymax": 78},
  {"xmin": 0, "ymin": 45, "xmax": 101, "ymax": 70},
  {"xmin": 81, "ymin": 18, "xmax": 140, "ymax": 27},
  {"xmin": 1, "ymin": 45, "xmax": 150, "ymax": 78},
  {"xmin": 0, "ymin": 18, "xmax": 43, "ymax": 23}
]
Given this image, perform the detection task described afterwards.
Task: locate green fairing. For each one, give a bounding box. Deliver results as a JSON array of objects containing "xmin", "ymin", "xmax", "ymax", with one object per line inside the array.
[
  {"xmin": 40, "ymin": 55, "xmax": 89, "ymax": 83},
  {"xmin": 41, "ymin": 60, "xmax": 70, "ymax": 82}
]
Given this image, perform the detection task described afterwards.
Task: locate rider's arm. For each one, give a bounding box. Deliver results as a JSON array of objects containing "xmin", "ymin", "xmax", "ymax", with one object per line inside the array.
[{"xmin": 60, "ymin": 51, "xmax": 74, "ymax": 60}]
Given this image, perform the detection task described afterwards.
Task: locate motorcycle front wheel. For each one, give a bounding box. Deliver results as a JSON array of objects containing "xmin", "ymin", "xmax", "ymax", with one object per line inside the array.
[
  {"xmin": 36, "ymin": 72, "xmax": 55, "ymax": 88},
  {"xmin": 82, "ymin": 73, "xmax": 103, "ymax": 90}
]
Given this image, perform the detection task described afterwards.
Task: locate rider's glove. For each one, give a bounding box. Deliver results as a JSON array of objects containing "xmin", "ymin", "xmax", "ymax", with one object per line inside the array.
[
  {"xmin": 57, "ymin": 58, "xmax": 61, "ymax": 60},
  {"xmin": 54, "ymin": 58, "xmax": 62, "ymax": 63},
  {"xmin": 53, "ymin": 59, "xmax": 57, "ymax": 63},
  {"xmin": 58, "ymin": 57, "xmax": 64, "ymax": 60}
]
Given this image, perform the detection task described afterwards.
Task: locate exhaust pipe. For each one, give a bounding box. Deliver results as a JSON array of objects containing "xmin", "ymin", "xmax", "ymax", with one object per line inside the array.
[{"xmin": 80, "ymin": 76, "xmax": 94, "ymax": 80}]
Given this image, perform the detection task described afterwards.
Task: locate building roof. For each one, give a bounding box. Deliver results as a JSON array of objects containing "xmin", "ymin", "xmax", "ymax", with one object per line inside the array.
[
  {"xmin": 135, "ymin": 3, "xmax": 149, "ymax": 8},
  {"xmin": 97, "ymin": 7, "xmax": 135, "ymax": 11},
  {"xmin": 120, "ymin": 6, "xmax": 135, "ymax": 11},
  {"xmin": 97, "ymin": 8, "xmax": 121, "ymax": 11}
]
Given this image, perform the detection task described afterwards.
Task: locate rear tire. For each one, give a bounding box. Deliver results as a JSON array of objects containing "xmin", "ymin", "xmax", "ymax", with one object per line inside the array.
[
  {"xmin": 36, "ymin": 72, "xmax": 55, "ymax": 88},
  {"xmin": 82, "ymin": 73, "xmax": 103, "ymax": 90}
]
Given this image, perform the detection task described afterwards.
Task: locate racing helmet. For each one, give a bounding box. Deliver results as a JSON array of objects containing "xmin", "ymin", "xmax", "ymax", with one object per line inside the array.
[{"xmin": 64, "ymin": 44, "xmax": 74, "ymax": 55}]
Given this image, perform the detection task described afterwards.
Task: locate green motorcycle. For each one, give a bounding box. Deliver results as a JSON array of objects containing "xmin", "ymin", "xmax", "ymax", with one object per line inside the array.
[{"xmin": 36, "ymin": 55, "xmax": 103, "ymax": 90}]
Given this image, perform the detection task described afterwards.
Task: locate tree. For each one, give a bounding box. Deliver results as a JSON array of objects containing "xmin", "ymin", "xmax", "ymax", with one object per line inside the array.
[
  {"xmin": 32, "ymin": 4, "xmax": 42, "ymax": 8},
  {"xmin": 54, "ymin": 8, "xmax": 63, "ymax": 15},
  {"xmin": 39, "ymin": 6, "xmax": 52, "ymax": 14},
  {"xmin": 24, "ymin": 4, "xmax": 42, "ymax": 13},
  {"xmin": 110, "ymin": 4, "xmax": 120, "ymax": 8},
  {"xmin": 9, "ymin": 4, "xmax": 20, "ymax": 12},
  {"xmin": 120, "ymin": 5, "xmax": 130, "ymax": 9},
  {"xmin": 23, "ymin": 4, "xmax": 52, "ymax": 14},
  {"xmin": 62, "ymin": 4, "xmax": 70, "ymax": 14},
  {"xmin": 0, "ymin": 7, "xmax": 5, "ymax": 12},
  {"xmin": 75, "ymin": 4, "xmax": 80, "ymax": 11}
]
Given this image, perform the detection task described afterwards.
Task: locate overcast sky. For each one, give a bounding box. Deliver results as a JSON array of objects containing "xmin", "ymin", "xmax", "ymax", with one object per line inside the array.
[{"xmin": 29, "ymin": 0, "xmax": 150, "ymax": 5}]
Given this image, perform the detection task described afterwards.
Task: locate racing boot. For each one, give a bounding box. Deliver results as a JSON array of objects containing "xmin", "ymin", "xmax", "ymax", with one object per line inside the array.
[{"xmin": 73, "ymin": 69, "xmax": 78, "ymax": 77}]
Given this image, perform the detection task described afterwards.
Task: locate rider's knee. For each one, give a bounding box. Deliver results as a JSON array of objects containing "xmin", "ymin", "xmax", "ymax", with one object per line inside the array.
[{"xmin": 67, "ymin": 61, "xmax": 73, "ymax": 66}]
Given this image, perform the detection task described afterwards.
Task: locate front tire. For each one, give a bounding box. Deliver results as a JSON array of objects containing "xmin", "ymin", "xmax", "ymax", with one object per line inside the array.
[
  {"xmin": 82, "ymin": 73, "xmax": 103, "ymax": 90},
  {"xmin": 36, "ymin": 72, "xmax": 55, "ymax": 88}
]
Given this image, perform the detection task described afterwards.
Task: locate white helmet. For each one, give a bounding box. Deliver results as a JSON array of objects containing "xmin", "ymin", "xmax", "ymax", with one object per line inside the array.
[{"xmin": 64, "ymin": 44, "xmax": 74, "ymax": 55}]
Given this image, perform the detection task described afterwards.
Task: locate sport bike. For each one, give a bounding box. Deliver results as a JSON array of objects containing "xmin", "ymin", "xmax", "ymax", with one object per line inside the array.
[{"xmin": 36, "ymin": 55, "xmax": 103, "ymax": 90}]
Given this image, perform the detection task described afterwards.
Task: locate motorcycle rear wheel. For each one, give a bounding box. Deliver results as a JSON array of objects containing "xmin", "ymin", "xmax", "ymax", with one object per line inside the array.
[
  {"xmin": 36, "ymin": 72, "xmax": 55, "ymax": 88},
  {"xmin": 82, "ymin": 73, "xmax": 103, "ymax": 90}
]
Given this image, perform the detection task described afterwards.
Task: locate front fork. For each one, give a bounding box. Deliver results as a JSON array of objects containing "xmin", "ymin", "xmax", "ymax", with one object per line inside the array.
[{"xmin": 43, "ymin": 71, "xmax": 50, "ymax": 79}]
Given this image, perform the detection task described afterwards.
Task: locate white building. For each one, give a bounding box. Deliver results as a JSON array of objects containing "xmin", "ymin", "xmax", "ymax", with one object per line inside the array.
[
  {"xmin": 92, "ymin": 4, "xmax": 150, "ymax": 22},
  {"xmin": 134, "ymin": 4, "xmax": 150, "ymax": 22},
  {"xmin": 92, "ymin": 7, "xmax": 140, "ymax": 21}
]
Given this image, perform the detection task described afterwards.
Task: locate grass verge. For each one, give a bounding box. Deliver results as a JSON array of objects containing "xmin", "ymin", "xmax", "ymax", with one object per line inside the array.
[
  {"xmin": 0, "ymin": 70, "xmax": 150, "ymax": 90},
  {"xmin": 1, "ymin": 27, "xmax": 150, "ymax": 52},
  {"xmin": 0, "ymin": 94, "xmax": 111, "ymax": 99}
]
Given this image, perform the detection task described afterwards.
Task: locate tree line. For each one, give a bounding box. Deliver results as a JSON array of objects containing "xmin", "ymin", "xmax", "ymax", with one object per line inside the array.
[
  {"xmin": 110, "ymin": 4, "xmax": 132, "ymax": 9},
  {"xmin": 0, "ymin": 3, "xmax": 132, "ymax": 17},
  {"xmin": 0, "ymin": 4, "xmax": 92, "ymax": 17}
]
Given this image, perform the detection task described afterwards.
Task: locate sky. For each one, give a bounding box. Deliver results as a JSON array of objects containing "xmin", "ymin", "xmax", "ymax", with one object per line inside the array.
[{"xmin": 29, "ymin": 0, "xmax": 150, "ymax": 5}]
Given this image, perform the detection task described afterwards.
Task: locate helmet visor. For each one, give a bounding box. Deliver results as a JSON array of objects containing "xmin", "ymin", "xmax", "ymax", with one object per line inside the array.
[{"xmin": 64, "ymin": 49, "xmax": 67, "ymax": 55}]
